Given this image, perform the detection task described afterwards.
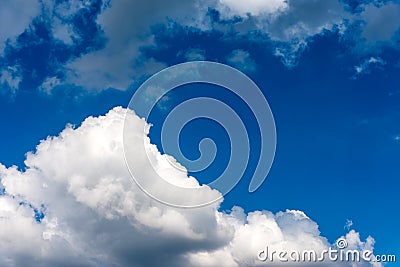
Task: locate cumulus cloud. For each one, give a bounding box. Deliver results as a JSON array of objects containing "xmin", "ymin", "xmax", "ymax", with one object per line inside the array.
[
  {"xmin": 193, "ymin": 208, "xmax": 330, "ymax": 266},
  {"xmin": 0, "ymin": 107, "xmax": 226, "ymax": 266},
  {"xmin": 0, "ymin": 107, "xmax": 381, "ymax": 266}
]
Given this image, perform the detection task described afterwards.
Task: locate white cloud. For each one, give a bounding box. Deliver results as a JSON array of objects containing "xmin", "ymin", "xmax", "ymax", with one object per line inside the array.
[
  {"xmin": 189, "ymin": 209, "xmax": 382, "ymax": 266},
  {"xmin": 210, "ymin": 208, "xmax": 329, "ymax": 266},
  {"xmin": 340, "ymin": 230, "xmax": 382, "ymax": 267},
  {"xmin": 226, "ymin": 49, "xmax": 256, "ymax": 73},
  {"xmin": 0, "ymin": 107, "xmax": 226, "ymax": 266},
  {"xmin": 0, "ymin": 107, "xmax": 382, "ymax": 266},
  {"xmin": 0, "ymin": 0, "xmax": 41, "ymax": 54}
]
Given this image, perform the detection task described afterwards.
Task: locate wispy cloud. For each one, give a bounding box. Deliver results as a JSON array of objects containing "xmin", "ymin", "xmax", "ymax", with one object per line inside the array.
[
  {"xmin": 353, "ymin": 57, "xmax": 386, "ymax": 78},
  {"xmin": 344, "ymin": 219, "xmax": 354, "ymax": 231}
]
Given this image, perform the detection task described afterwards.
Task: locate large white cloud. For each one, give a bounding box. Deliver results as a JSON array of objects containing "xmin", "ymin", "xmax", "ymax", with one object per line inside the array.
[
  {"xmin": 0, "ymin": 107, "xmax": 382, "ymax": 266},
  {"xmin": 0, "ymin": 107, "xmax": 227, "ymax": 266}
]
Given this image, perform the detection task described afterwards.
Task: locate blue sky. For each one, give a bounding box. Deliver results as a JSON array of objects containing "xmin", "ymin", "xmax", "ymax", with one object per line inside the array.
[{"xmin": 0, "ymin": 0, "xmax": 399, "ymax": 266}]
